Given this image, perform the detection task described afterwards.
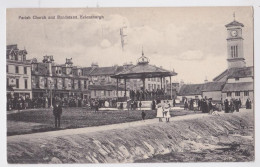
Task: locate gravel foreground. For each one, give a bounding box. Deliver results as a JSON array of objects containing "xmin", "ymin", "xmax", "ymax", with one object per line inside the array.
[{"xmin": 7, "ymin": 109, "xmax": 254, "ymax": 163}]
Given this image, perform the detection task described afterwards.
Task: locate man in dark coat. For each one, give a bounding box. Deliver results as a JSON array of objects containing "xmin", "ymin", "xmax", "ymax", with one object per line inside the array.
[
  {"xmin": 152, "ymin": 100, "xmax": 156, "ymax": 110},
  {"xmin": 172, "ymin": 98, "xmax": 176, "ymax": 107},
  {"xmin": 224, "ymin": 99, "xmax": 229, "ymax": 113},
  {"xmin": 139, "ymin": 101, "xmax": 142, "ymax": 110},
  {"xmin": 198, "ymin": 99, "xmax": 201, "ymax": 111},
  {"xmin": 235, "ymin": 99, "xmax": 240, "ymax": 112},
  {"xmin": 53, "ymin": 101, "xmax": 62, "ymax": 128}
]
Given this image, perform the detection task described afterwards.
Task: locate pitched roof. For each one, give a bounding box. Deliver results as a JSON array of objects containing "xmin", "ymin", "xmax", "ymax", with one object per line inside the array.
[
  {"xmin": 202, "ymin": 82, "xmax": 226, "ymax": 92},
  {"xmin": 178, "ymin": 84, "xmax": 204, "ymax": 96},
  {"xmin": 90, "ymin": 66, "xmax": 118, "ymax": 76},
  {"xmin": 222, "ymin": 82, "xmax": 253, "ymax": 92},
  {"xmin": 82, "ymin": 67, "xmax": 93, "ymax": 75},
  {"xmin": 225, "ymin": 20, "xmax": 244, "ymax": 27},
  {"xmin": 179, "ymin": 82, "xmax": 225, "ymax": 96},
  {"xmin": 88, "ymin": 84, "xmax": 125, "ymax": 91},
  {"xmin": 213, "ymin": 66, "xmax": 254, "ymax": 81}
]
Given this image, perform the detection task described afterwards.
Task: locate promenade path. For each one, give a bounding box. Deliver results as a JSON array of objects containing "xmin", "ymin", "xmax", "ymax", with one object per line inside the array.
[{"xmin": 7, "ymin": 110, "xmax": 235, "ymax": 142}]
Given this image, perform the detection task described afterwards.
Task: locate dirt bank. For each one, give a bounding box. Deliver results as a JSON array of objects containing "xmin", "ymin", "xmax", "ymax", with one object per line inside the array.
[{"xmin": 7, "ymin": 110, "xmax": 254, "ymax": 163}]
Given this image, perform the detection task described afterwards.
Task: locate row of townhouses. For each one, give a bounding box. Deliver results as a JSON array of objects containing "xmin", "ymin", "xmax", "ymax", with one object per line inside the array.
[{"xmin": 6, "ymin": 45, "xmax": 178, "ymax": 100}]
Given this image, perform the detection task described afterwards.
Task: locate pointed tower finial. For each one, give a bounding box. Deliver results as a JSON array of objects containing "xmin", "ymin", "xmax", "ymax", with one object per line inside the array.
[
  {"xmin": 142, "ymin": 46, "xmax": 144, "ymax": 56},
  {"xmin": 233, "ymin": 12, "xmax": 236, "ymax": 21}
]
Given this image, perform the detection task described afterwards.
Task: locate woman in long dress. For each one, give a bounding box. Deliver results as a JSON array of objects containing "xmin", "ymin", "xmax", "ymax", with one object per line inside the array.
[{"xmin": 156, "ymin": 104, "xmax": 164, "ymax": 122}]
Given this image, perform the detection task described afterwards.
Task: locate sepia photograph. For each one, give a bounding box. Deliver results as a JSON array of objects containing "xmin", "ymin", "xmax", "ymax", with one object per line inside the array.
[{"xmin": 5, "ymin": 7, "xmax": 254, "ymax": 164}]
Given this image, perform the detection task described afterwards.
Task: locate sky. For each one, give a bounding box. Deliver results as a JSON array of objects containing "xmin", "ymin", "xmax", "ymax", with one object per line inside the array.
[{"xmin": 6, "ymin": 7, "xmax": 253, "ymax": 83}]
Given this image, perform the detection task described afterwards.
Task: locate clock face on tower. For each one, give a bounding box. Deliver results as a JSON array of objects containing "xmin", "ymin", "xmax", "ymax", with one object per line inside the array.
[{"xmin": 231, "ymin": 30, "xmax": 238, "ymax": 37}]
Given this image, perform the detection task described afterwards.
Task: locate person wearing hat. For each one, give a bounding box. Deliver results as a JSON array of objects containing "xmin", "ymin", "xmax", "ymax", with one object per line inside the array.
[{"xmin": 53, "ymin": 100, "xmax": 62, "ymax": 128}]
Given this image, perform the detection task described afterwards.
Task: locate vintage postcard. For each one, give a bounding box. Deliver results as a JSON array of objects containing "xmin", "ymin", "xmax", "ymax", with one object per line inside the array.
[{"xmin": 6, "ymin": 7, "xmax": 254, "ymax": 163}]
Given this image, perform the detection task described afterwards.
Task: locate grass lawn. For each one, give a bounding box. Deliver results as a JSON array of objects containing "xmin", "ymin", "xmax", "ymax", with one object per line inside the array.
[{"xmin": 7, "ymin": 107, "xmax": 201, "ymax": 136}]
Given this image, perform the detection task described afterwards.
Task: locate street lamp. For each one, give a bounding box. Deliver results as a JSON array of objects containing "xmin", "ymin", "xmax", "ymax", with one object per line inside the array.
[{"xmin": 49, "ymin": 80, "xmax": 53, "ymax": 108}]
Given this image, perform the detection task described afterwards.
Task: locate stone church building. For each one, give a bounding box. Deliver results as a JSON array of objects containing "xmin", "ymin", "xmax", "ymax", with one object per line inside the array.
[{"xmin": 178, "ymin": 17, "xmax": 254, "ymax": 106}]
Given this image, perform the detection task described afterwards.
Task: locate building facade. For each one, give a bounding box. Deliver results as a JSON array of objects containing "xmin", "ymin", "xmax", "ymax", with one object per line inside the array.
[
  {"xmin": 31, "ymin": 56, "xmax": 90, "ymax": 100},
  {"xmin": 82, "ymin": 62, "xmax": 163, "ymax": 99},
  {"xmin": 6, "ymin": 44, "xmax": 32, "ymax": 99}
]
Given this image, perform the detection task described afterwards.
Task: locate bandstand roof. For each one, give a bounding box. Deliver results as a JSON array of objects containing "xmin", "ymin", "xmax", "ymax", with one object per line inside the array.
[{"xmin": 111, "ymin": 52, "xmax": 177, "ymax": 79}]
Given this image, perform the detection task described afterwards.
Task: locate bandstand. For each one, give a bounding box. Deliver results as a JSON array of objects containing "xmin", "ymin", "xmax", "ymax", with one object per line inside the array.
[{"xmin": 111, "ymin": 50, "xmax": 177, "ymax": 103}]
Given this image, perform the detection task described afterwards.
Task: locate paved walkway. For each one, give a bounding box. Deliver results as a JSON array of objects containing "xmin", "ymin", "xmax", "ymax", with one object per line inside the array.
[{"xmin": 8, "ymin": 112, "xmax": 210, "ymax": 142}]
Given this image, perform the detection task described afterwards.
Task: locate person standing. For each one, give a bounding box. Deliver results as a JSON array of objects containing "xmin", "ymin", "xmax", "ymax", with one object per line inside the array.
[
  {"xmin": 235, "ymin": 99, "xmax": 240, "ymax": 112},
  {"xmin": 165, "ymin": 101, "xmax": 171, "ymax": 122},
  {"xmin": 95, "ymin": 100, "xmax": 99, "ymax": 113},
  {"xmin": 152, "ymin": 100, "xmax": 156, "ymax": 110},
  {"xmin": 248, "ymin": 98, "xmax": 252, "ymax": 109},
  {"xmin": 189, "ymin": 99, "xmax": 194, "ymax": 111},
  {"xmin": 156, "ymin": 104, "xmax": 164, "ymax": 122},
  {"xmin": 172, "ymin": 98, "xmax": 176, "ymax": 107},
  {"xmin": 141, "ymin": 110, "xmax": 146, "ymax": 121},
  {"xmin": 224, "ymin": 99, "xmax": 229, "ymax": 113},
  {"xmin": 139, "ymin": 101, "xmax": 142, "ymax": 110},
  {"xmin": 230, "ymin": 99, "xmax": 235, "ymax": 113},
  {"xmin": 198, "ymin": 99, "xmax": 201, "ymax": 111},
  {"xmin": 53, "ymin": 101, "xmax": 62, "ymax": 128},
  {"xmin": 208, "ymin": 99, "xmax": 213, "ymax": 114},
  {"xmin": 184, "ymin": 98, "xmax": 188, "ymax": 110},
  {"xmin": 246, "ymin": 98, "xmax": 250, "ymax": 109}
]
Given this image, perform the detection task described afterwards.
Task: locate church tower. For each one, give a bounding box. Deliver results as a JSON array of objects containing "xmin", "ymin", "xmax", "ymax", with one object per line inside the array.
[{"xmin": 225, "ymin": 14, "xmax": 246, "ymax": 69}]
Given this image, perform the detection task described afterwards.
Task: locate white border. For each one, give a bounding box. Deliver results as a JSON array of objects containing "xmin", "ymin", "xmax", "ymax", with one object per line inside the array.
[{"xmin": 0, "ymin": 0, "xmax": 259, "ymax": 167}]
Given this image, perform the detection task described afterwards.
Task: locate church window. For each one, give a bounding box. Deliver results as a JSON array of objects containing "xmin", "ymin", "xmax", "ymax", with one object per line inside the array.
[{"xmin": 231, "ymin": 45, "xmax": 238, "ymax": 58}]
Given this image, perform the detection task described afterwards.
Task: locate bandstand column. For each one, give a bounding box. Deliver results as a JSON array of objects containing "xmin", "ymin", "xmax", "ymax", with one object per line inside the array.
[
  {"xmin": 142, "ymin": 77, "xmax": 146, "ymax": 90},
  {"xmin": 163, "ymin": 77, "xmax": 166, "ymax": 91},
  {"xmin": 124, "ymin": 78, "xmax": 127, "ymax": 97},
  {"xmin": 116, "ymin": 78, "xmax": 119, "ymax": 99},
  {"xmin": 160, "ymin": 77, "xmax": 163, "ymax": 89}
]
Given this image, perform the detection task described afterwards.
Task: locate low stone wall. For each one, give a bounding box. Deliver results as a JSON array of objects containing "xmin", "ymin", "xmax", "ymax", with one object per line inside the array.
[{"xmin": 7, "ymin": 111, "xmax": 254, "ymax": 163}]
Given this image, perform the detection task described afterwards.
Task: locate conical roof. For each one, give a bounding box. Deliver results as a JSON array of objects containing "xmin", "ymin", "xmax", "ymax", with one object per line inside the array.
[{"xmin": 111, "ymin": 51, "xmax": 177, "ymax": 79}]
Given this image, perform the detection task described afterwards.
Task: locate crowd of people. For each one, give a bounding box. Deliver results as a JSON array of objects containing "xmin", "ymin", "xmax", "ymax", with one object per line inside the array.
[
  {"xmin": 129, "ymin": 88, "xmax": 167, "ymax": 101},
  {"xmin": 6, "ymin": 96, "xmax": 89, "ymax": 111},
  {"xmin": 182, "ymin": 97, "xmax": 252, "ymax": 114},
  {"xmin": 224, "ymin": 98, "xmax": 252, "ymax": 113},
  {"xmin": 183, "ymin": 98, "xmax": 217, "ymax": 113}
]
